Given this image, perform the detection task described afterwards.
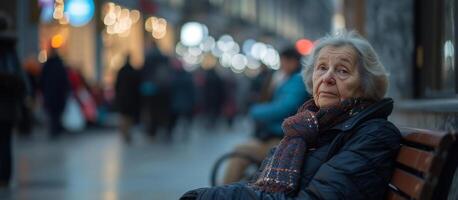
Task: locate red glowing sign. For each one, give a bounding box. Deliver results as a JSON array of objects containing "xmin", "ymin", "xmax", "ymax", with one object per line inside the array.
[{"xmin": 295, "ymin": 39, "xmax": 314, "ymax": 55}]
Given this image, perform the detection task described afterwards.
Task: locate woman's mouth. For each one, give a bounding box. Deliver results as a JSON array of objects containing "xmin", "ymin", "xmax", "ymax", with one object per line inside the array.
[{"xmin": 319, "ymin": 91, "xmax": 337, "ymax": 97}]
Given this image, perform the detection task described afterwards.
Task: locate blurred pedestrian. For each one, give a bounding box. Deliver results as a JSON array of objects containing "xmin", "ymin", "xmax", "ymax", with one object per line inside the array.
[
  {"xmin": 0, "ymin": 18, "xmax": 28, "ymax": 187},
  {"xmin": 115, "ymin": 56, "xmax": 141, "ymax": 143},
  {"xmin": 17, "ymin": 56, "xmax": 41, "ymax": 136},
  {"xmin": 40, "ymin": 48, "xmax": 70, "ymax": 138},
  {"xmin": 223, "ymin": 47, "xmax": 310, "ymax": 184},
  {"xmin": 249, "ymin": 64, "xmax": 274, "ymax": 105},
  {"xmin": 141, "ymin": 47, "xmax": 173, "ymax": 139},
  {"xmin": 203, "ymin": 68, "xmax": 225, "ymax": 128},
  {"xmin": 169, "ymin": 58, "xmax": 195, "ymax": 139},
  {"xmin": 221, "ymin": 73, "xmax": 237, "ymax": 129}
]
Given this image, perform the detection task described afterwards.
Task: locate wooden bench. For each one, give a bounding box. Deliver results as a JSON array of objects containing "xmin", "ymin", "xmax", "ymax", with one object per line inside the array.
[{"xmin": 387, "ymin": 128, "xmax": 458, "ymax": 200}]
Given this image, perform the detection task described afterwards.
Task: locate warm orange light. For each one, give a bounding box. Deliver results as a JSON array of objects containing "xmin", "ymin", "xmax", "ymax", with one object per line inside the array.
[
  {"xmin": 295, "ymin": 39, "xmax": 314, "ymax": 55},
  {"xmin": 51, "ymin": 34, "xmax": 64, "ymax": 48}
]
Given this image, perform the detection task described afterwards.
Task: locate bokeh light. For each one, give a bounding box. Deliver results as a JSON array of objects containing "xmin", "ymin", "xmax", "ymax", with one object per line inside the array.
[
  {"xmin": 180, "ymin": 22, "xmax": 207, "ymax": 46},
  {"xmin": 51, "ymin": 34, "xmax": 64, "ymax": 48},
  {"xmin": 251, "ymin": 42, "xmax": 267, "ymax": 60},
  {"xmin": 295, "ymin": 39, "xmax": 314, "ymax": 55},
  {"xmin": 130, "ymin": 10, "xmax": 141, "ymax": 23},
  {"xmin": 66, "ymin": 0, "xmax": 95, "ymax": 27},
  {"xmin": 242, "ymin": 39, "xmax": 256, "ymax": 56},
  {"xmin": 103, "ymin": 3, "xmax": 140, "ymax": 37},
  {"xmin": 40, "ymin": 4, "xmax": 54, "ymax": 23},
  {"xmin": 175, "ymin": 42, "xmax": 187, "ymax": 56},
  {"xmin": 231, "ymin": 54, "xmax": 248, "ymax": 71},
  {"xmin": 38, "ymin": 50, "xmax": 48, "ymax": 63},
  {"xmin": 199, "ymin": 36, "xmax": 216, "ymax": 52}
]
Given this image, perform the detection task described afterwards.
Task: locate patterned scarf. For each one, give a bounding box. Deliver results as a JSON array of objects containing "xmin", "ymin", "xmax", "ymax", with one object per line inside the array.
[{"xmin": 252, "ymin": 98, "xmax": 373, "ymax": 193}]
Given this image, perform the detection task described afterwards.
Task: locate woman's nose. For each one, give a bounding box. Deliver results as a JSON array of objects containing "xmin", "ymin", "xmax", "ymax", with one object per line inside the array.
[{"xmin": 323, "ymin": 70, "xmax": 336, "ymax": 85}]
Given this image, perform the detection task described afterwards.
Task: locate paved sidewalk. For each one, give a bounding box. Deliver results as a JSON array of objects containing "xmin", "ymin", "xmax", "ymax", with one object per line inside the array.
[{"xmin": 0, "ymin": 116, "xmax": 253, "ymax": 200}]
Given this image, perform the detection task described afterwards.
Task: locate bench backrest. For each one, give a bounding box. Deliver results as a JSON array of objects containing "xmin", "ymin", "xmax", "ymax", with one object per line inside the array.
[{"xmin": 386, "ymin": 128, "xmax": 456, "ymax": 200}]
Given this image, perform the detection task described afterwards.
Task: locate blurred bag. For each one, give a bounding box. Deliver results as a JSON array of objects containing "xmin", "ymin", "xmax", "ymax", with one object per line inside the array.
[
  {"xmin": 76, "ymin": 88, "xmax": 97, "ymax": 123},
  {"xmin": 62, "ymin": 96, "xmax": 85, "ymax": 132}
]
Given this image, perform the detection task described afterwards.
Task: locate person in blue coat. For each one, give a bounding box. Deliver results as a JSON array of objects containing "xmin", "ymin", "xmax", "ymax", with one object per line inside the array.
[
  {"xmin": 223, "ymin": 47, "xmax": 310, "ymax": 184},
  {"xmin": 181, "ymin": 31, "xmax": 401, "ymax": 200}
]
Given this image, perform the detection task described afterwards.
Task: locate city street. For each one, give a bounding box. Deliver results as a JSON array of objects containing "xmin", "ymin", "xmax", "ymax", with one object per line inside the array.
[
  {"xmin": 0, "ymin": 0, "xmax": 457, "ymax": 199},
  {"xmin": 0, "ymin": 116, "xmax": 252, "ymax": 200}
]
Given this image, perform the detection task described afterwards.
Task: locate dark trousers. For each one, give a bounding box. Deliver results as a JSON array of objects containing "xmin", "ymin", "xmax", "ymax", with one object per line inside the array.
[
  {"xmin": 48, "ymin": 111, "xmax": 63, "ymax": 137},
  {"xmin": 0, "ymin": 122, "xmax": 13, "ymax": 184}
]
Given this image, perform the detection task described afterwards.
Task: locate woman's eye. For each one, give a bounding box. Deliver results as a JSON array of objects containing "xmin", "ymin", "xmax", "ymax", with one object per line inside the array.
[
  {"xmin": 317, "ymin": 65, "xmax": 327, "ymax": 71},
  {"xmin": 337, "ymin": 68, "xmax": 348, "ymax": 74}
]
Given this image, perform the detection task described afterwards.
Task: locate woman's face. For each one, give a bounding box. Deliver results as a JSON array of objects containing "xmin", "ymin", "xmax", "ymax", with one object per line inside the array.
[{"xmin": 312, "ymin": 45, "xmax": 362, "ymax": 108}]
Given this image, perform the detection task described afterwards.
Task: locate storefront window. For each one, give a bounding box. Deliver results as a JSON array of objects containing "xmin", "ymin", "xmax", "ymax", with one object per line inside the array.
[
  {"xmin": 416, "ymin": 0, "xmax": 458, "ymax": 98},
  {"xmin": 441, "ymin": 0, "xmax": 456, "ymax": 94}
]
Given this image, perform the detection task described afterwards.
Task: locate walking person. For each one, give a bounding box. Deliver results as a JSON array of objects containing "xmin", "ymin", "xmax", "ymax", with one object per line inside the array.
[
  {"xmin": 115, "ymin": 56, "xmax": 141, "ymax": 143},
  {"xmin": 0, "ymin": 18, "xmax": 29, "ymax": 187},
  {"xmin": 40, "ymin": 48, "xmax": 70, "ymax": 138},
  {"xmin": 141, "ymin": 47, "xmax": 173, "ymax": 139}
]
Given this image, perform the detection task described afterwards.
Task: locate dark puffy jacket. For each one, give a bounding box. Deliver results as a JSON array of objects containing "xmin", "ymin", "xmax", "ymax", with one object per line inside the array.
[
  {"xmin": 0, "ymin": 35, "xmax": 28, "ymax": 122},
  {"xmin": 115, "ymin": 63, "xmax": 141, "ymax": 117},
  {"xmin": 181, "ymin": 98, "xmax": 401, "ymax": 200},
  {"xmin": 40, "ymin": 54, "xmax": 70, "ymax": 114}
]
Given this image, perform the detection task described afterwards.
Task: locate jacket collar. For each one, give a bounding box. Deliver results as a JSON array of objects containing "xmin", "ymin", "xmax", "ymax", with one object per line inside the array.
[{"xmin": 330, "ymin": 98, "xmax": 394, "ymax": 132}]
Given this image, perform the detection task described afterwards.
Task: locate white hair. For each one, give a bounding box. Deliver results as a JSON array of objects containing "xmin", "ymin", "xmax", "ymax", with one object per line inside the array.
[{"xmin": 302, "ymin": 31, "xmax": 389, "ymax": 101}]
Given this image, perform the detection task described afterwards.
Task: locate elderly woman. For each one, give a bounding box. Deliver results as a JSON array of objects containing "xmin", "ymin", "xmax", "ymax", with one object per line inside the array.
[{"xmin": 180, "ymin": 31, "xmax": 401, "ymax": 200}]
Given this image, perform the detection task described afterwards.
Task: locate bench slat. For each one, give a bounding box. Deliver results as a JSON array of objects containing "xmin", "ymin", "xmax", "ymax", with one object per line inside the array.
[
  {"xmin": 386, "ymin": 128, "xmax": 455, "ymax": 200},
  {"xmin": 396, "ymin": 146, "xmax": 434, "ymax": 174},
  {"xmin": 401, "ymin": 128, "xmax": 449, "ymax": 148},
  {"xmin": 390, "ymin": 169, "xmax": 425, "ymax": 200}
]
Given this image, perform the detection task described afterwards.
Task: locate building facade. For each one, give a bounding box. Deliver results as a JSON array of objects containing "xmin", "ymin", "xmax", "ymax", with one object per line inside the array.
[{"xmin": 343, "ymin": 0, "xmax": 457, "ymax": 131}]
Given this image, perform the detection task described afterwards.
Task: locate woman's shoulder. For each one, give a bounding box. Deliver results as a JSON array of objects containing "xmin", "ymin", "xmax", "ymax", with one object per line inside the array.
[
  {"xmin": 349, "ymin": 118, "xmax": 402, "ymax": 147},
  {"xmin": 358, "ymin": 118, "xmax": 399, "ymax": 134}
]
